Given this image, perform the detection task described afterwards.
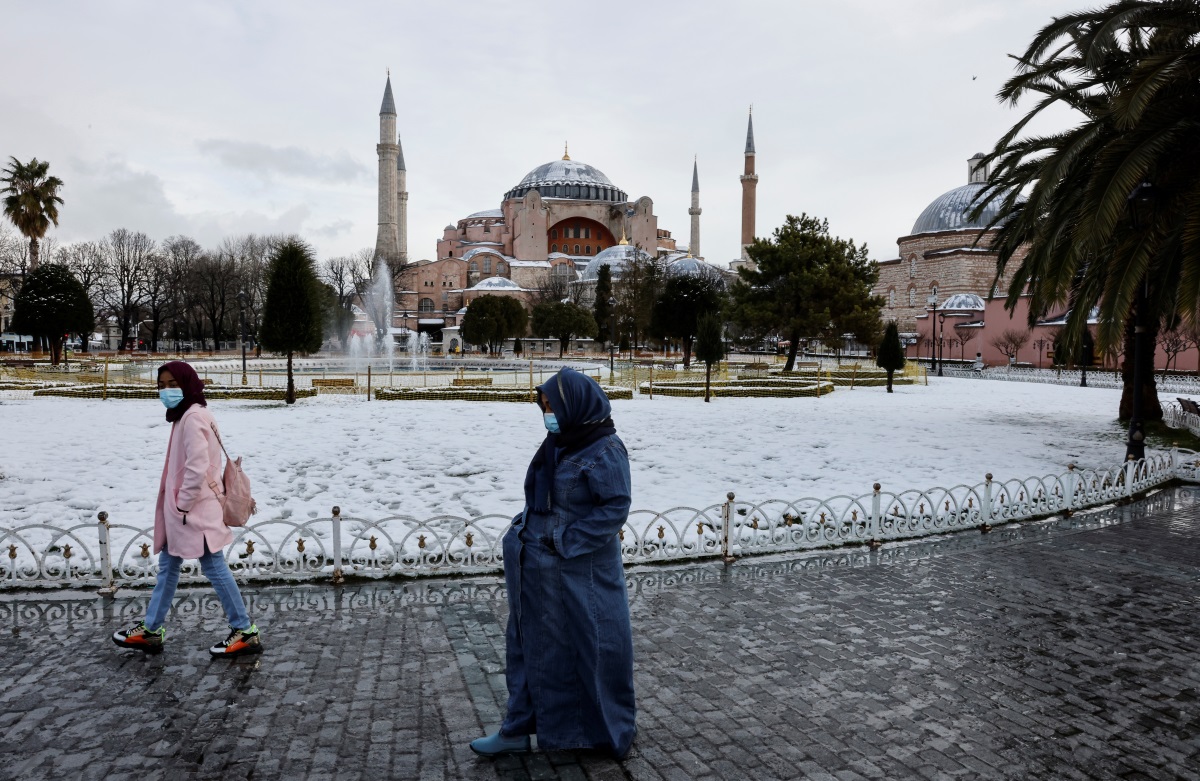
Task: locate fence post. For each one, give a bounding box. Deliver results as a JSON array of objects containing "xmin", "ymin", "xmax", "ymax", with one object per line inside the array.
[
  {"xmin": 721, "ymin": 491, "xmax": 735, "ymax": 564},
  {"xmin": 868, "ymin": 483, "xmax": 882, "ymax": 549},
  {"xmin": 102, "ymin": 357, "xmax": 109, "ymax": 401},
  {"xmin": 1124, "ymin": 458, "xmax": 1136, "ymax": 499},
  {"xmin": 367, "ymin": 366, "xmax": 372, "ymax": 401},
  {"xmin": 529, "ymin": 360, "xmax": 535, "ymax": 402},
  {"xmin": 1063, "ymin": 463, "xmax": 1076, "ymax": 516},
  {"xmin": 981, "ymin": 473, "xmax": 993, "ymax": 532},
  {"xmin": 97, "ymin": 511, "xmax": 115, "ymax": 595},
  {"xmin": 648, "ymin": 363, "xmax": 654, "ymax": 400},
  {"xmin": 331, "ymin": 506, "xmax": 344, "ymax": 584}
]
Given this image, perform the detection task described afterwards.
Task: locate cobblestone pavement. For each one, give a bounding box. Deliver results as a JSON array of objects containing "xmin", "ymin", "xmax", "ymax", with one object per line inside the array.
[{"xmin": 2, "ymin": 488, "xmax": 1199, "ymax": 781}]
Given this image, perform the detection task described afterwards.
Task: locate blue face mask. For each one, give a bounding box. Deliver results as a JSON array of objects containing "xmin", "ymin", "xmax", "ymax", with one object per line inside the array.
[
  {"xmin": 543, "ymin": 412, "xmax": 560, "ymax": 434},
  {"xmin": 159, "ymin": 388, "xmax": 184, "ymax": 409}
]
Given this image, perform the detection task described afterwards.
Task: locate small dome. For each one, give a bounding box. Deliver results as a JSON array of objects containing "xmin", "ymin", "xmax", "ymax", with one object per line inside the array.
[
  {"xmin": 911, "ymin": 182, "xmax": 1023, "ymax": 235},
  {"xmin": 581, "ymin": 244, "xmax": 648, "ymax": 282},
  {"xmin": 466, "ymin": 209, "xmax": 504, "ymax": 219},
  {"xmin": 443, "ymin": 224, "xmax": 456, "ymax": 231},
  {"xmin": 938, "ymin": 293, "xmax": 986, "ymax": 311},
  {"xmin": 469, "ymin": 276, "xmax": 523, "ymax": 291},
  {"xmin": 666, "ymin": 254, "xmax": 718, "ymax": 277},
  {"xmin": 505, "ymin": 159, "xmax": 627, "ymax": 202}
]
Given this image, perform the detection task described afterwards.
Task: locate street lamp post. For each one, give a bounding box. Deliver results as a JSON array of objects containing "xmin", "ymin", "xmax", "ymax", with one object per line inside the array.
[
  {"xmin": 1125, "ymin": 182, "xmax": 1155, "ymax": 462},
  {"xmin": 927, "ymin": 294, "xmax": 940, "ymax": 374},
  {"xmin": 237, "ymin": 292, "xmax": 249, "ymax": 386}
]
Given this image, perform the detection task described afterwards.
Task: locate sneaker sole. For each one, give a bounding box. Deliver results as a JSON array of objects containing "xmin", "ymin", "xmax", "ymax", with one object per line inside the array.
[
  {"xmin": 210, "ymin": 643, "xmax": 264, "ymax": 658},
  {"xmin": 112, "ymin": 636, "xmax": 164, "ymax": 655},
  {"xmin": 469, "ymin": 743, "xmax": 531, "ymax": 758}
]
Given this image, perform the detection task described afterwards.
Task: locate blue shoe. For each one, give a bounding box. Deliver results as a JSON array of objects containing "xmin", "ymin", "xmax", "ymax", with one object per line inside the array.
[{"xmin": 469, "ymin": 731, "xmax": 531, "ymax": 757}]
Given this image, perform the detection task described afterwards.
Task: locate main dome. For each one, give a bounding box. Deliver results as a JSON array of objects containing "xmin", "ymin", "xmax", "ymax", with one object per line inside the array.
[
  {"xmin": 505, "ymin": 159, "xmax": 627, "ymax": 203},
  {"xmin": 910, "ymin": 182, "xmax": 1022, "ymax": 235}
]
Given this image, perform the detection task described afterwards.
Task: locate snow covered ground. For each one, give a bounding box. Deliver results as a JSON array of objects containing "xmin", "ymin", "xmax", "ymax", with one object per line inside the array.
[{"xmin": 0, "ymin": 377, "xmax": 1137, "ymax": 535}]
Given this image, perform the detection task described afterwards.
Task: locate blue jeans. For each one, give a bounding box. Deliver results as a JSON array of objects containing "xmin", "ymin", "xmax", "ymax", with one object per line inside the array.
[{"xmin": 145, "ymin": 545, "xmax": 251, "ymax": 632}]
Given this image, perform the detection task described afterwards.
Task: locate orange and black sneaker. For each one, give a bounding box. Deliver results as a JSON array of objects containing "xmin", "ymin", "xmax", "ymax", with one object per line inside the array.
[
  {"xmin": 209, "ymin": 624, "xmax": 263, "ymax": 657},
  {"xmin": 112, "ymin": 620, "xmax": 165, "ymax": 654}
]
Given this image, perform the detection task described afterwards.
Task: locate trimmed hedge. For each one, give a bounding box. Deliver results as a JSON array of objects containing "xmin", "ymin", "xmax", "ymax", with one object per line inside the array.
[
  {"xmin": 32, "ymin": 384, "xmax": 316, "ymax": 401},
  {"xmin": 376, "ymin": 385, "xmax": 634, "ymax": 402},
  {"xmin": 641, "ymin": 382, "xmax": 835, "ymax": 398}
]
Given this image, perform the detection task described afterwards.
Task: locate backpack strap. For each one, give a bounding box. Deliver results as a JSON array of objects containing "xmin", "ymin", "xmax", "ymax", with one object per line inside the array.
[{"xmin": 209, "ymin": 421, "xmax": 232, "ymax": 501}]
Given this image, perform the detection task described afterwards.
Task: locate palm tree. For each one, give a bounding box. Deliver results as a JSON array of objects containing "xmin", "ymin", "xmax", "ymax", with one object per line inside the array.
[
  {"xmin": 1, "ymin": 156, "xmax": 65, "ymax": 272},
  {"xmin": 973, "ymin": 0, "xmax": 1200, "ymax": 425}
]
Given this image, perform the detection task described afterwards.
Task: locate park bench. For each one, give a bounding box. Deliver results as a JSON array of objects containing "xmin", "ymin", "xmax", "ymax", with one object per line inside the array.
[
  {"xmin": 312, "ymin": 378, "xmax": 355, "ymax": 388},
  {"xmin": 795, "ymin": 362, "xmax": 821, "ymax": 371},
  {"xmin": 738, "ymin": 362, "xmax": 772, "ymax": 379},
  {"xmin": 451, "ymin": 377, "xmax": 493, "ymax": 387}
]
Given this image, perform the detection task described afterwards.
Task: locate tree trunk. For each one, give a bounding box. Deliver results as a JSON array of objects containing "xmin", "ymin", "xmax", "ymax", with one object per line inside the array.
[
  {"xmin": 886, "ymin": 369, "xmax": 893, "ymax": 393},
  {"xmin": 704, "ymin": 361, "xmax": 712, "ymax": 402},
  {"xmin": 783, "ymin": 329, "xmax": 801, "ymax": 372},
  {"xmin": 49, "ymin": 335, "xmax": 62, "ymax": 366},
  {"xmin": 683, "ymin": 337, "xmax": 693, "ymax": 370},
  {"xmin": 1118, "ymin": 311, "xmax": 1163, "ymax": 421},
  {"xmin": 559, "ymin": 337, "xmax": 567, "ymax": 359},
  {"xmin": 28, "ymin": 237, "xmax": 39, "ymax": 272},
  {"xmin": 286, "ymin": 351, "xmax": 296, "ymax": 405}
]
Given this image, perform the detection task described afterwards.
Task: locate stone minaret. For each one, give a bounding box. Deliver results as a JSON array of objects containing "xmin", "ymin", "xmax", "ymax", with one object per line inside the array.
[
  {"xmin": 396, "ymin": 135, "xmax": 408, "ymax": 263},
  {"xmin": 739, "ymin": 107, "xmax": 758, "ymax": 260},
  {"xmin": 375, "ymin": 75, "xmax": 399, "ymax": 260},
  {"xmin": 688, "ymin": 157, "xmax": 702, "ymax": 258}
]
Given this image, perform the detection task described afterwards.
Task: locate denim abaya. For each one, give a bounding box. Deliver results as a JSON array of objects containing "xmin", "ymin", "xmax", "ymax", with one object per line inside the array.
[{"xmin": 501, "ymin": 371, "xmax": 636, "ymax": 757}]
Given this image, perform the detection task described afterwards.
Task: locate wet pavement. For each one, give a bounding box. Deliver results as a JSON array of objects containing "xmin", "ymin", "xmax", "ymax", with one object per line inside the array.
[{"xmin": 2, "ymin": 487, "xmax": 1199, "ymax": 781}]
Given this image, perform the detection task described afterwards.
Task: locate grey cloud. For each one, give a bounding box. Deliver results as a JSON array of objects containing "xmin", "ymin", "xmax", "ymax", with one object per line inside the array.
[
  {"xmin": 310, "ymin": 219, "xmax": 354, "ymax": 238},
  {"xmin": 196, "ymin": 139, "xmax": 368, "ymax": 183}
]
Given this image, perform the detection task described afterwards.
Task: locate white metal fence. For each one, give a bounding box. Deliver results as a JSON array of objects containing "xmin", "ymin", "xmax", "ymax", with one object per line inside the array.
[
  {"xmin": 2, "ymin": 450, "xmax": 1193, "ymax": 591},
  {"xmin": 941, "ymin": 365, "xmax": 1200, "ymax": 394}
]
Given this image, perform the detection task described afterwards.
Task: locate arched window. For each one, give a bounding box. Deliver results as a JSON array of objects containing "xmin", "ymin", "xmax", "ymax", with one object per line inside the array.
[
  {"xmin": 496, "ymin": 262, "xmax": 506, "ymax": 275},
  {"xmin": 469, "ymin": 261, "xmax": 479, "ymax": 275},
  {"xmin": 551, "ymin": 244, "xmax": 557, "ymax": 252},
  {"xmin": 888, "ymin": 288, "xmax": 895, "ymax": 308},
  {"xmin": 574, "ymin": 244, "xmax": 581, "ymax": 254},
  {"xmin": 483, "ymin": 258, "xmax": 492, "ymax": 274},
  {"xmin": 908, "ymin": 287, "xmax": 916, "ymax": 307},
  {"xmin": 551, "ymin": 229, "xmax": 557, "ymax": 239},
  {"xmin": 585, "ymin": 246, "xmax": 592, "ymax": 255},
  {"xmin": 448, "ymin": 250, "xmax": 453, "ymax": 257},
  {"xmin": 584, "ymin": 227, "xmax": 590, "ymax": 239},
  {"xmin": 419, "ymin": 298, "xmax": 435, "ymax": 312},
  {"xmin": 930, "ymin": 283, "xmax": 939, "ymax": 299},
  {"xmin": 909, "ymin": 257, "xmax": 917, "ymax": 278}
]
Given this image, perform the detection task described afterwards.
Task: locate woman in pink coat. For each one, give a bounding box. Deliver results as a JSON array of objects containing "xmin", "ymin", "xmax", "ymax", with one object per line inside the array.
[{"xmin": 112, "ymin": 361, "xmax": 262, "ymax": 657}]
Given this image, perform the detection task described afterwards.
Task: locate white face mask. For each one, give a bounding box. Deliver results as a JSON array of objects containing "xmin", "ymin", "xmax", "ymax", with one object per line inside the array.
[{"xmin": 543, "ymin": 412, "xmax": 560, "ymax": 434}]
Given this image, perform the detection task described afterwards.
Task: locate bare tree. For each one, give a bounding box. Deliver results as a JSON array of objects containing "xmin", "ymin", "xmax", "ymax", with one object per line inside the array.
[
  {"xmin": 322, "ymin": 255, "xmax": 360, "ymax": 351},
  {"xmin": 55, "ymin": 241, "xmax": 107, "ymax": 351},
  {"xmin": 990, "ymin": 328, "xmax": 1030, "ymax": 364},
  {"xmin": 192, "ymin": 246, "xmax": 240, "ymax": 351},
  {"xmin": 100, "ymin": 229, "xmax": 154, "ymax": 350},
  {"xmin": 1158, "ymin": 326, "xmax": 1197, "ymax": 372}
]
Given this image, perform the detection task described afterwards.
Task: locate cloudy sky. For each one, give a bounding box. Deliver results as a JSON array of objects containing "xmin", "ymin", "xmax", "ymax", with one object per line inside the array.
[{"xmin": 1, "ymin": 0, "xmax": 1085, "ymax": 265}]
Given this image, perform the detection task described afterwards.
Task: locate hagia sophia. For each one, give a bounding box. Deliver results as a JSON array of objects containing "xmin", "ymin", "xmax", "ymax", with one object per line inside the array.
[
  {"xmin": 368, "ymin": 76, "xmax": 748, "ymax": 352},
  {"xmin": 367, "ymin": 75, "xmax": 1156, "ymax": 368}
]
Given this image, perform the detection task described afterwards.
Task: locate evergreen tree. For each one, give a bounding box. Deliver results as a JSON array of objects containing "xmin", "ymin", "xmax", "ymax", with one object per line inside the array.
[
  {"xmin": 11, "ymin": 263, "xmax": 93, "ymax": 365},
  {"xmin": 461, "ymin": 295, "xmax": 528, "ymax": 354},
  {"xmin": 593, "ymin": 264, "xmax": 613, "ymax": 345},
  {"xmin": 729, "ymin": 214, "xmax": 883, "ymax": 371},
  {"xmin": 875, "ymin": 320, "xmax": 906, "ymax": 393},
  {"xmin": 693, "ymin": 312, "xmax": 727, "ymax": 403},
  {"xmin": 652, "ymin": 273, "xmax": 725, "ymax": 368},
  {"xmin": 260, "ymin": 239, "xmax": 325, "ymax": 404},
  {"xmin": 532, "ymin": 301, "xmax": 598, "ymax": 358}
]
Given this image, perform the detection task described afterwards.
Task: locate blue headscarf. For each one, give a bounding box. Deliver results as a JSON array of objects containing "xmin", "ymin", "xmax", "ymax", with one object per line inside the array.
[{"xmin": 524, "ymin": 368, "xmax": 617, "ymax": 513}]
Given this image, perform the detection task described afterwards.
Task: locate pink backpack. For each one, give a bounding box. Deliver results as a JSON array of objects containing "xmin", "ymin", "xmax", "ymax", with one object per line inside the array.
[{"xmin": 208, "ymin": 422, "xmax": 258, "ymax": 527}]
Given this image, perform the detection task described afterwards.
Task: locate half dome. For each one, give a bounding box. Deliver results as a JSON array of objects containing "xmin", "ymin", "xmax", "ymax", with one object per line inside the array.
[
  {"xmin": 581, "ymin": 244, "xmax": 648, "ymax": 282},
  {"xmin": 505, "ymin": 159, "xmax": 627, "ymax": 202},
  {"xmin": 938, "ymin": 293, "xmax": 986, "ymax": 311}
]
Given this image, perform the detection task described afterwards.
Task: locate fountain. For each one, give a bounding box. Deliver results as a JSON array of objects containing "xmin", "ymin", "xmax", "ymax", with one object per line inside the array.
[
  {"xmin": 361, "ymin": 255, "xmax": 396, "ymax": 372},
  {"xmin": 409, "ymin": 331, "xmax": 430, "ymax": 372}
]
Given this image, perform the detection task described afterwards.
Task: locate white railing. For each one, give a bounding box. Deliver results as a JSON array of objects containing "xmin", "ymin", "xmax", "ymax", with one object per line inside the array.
[
  {"xmin": 941, "ymin": 365, "xmax": 1200, "ymax": 394},
  {"xmin": 3, "ymin": 451, "xmax": 1195, "ymax": 591}
]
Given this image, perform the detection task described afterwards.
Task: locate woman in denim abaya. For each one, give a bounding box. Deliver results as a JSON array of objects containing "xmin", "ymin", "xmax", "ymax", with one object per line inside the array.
[{"xmin": 471, "ymin": 367, "xmax": 637, "ymax": 759}]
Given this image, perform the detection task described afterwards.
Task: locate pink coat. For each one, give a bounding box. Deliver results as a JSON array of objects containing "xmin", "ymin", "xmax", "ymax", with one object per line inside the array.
[{"xmin": 153, "ymin": 404, "xmax": 232, "ymax": 558}]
